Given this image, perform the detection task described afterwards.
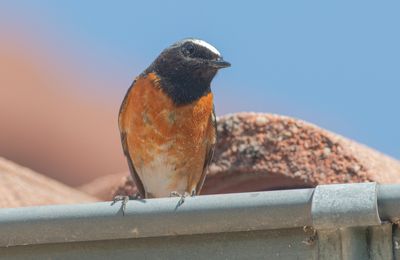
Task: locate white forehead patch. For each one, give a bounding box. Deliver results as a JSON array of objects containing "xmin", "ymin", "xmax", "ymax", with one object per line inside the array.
[{"xmin": 188, "ymin": 39, "xmax": 221, "ymax": 56}]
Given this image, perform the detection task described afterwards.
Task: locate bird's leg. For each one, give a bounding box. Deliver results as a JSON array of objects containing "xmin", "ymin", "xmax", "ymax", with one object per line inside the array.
[
  {"xmin": 111, "ymin": 192, "xmax": 141, "ymax": 216},
  {"xmin": 170, "ymin": 191, "xmax": 190, "ymax": 206}
]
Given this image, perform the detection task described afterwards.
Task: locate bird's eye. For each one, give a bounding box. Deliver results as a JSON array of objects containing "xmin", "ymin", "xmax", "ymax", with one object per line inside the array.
[{"xmin": 182, "ymin": 43, "xmax": 195, "ymax": 56}]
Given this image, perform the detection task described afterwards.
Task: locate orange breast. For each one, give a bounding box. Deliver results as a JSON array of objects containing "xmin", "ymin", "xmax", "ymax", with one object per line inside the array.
[{"xmin": 119, "ymin": 73, "xmax": 215, "ymax": 197}]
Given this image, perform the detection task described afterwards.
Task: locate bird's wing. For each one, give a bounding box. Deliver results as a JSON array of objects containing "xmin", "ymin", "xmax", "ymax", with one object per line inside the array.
[
  {"xmin": 118, "ymin": 79, "xmax": 146, "ymax": 198},
  {"xmin": 195, "ymin": 106, "xmax": 217, "ymax": 194}
]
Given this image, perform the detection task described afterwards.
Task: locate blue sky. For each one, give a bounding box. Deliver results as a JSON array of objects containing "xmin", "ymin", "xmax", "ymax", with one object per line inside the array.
[{"xmin": 2, "ymin": 1, "xmax": 400, "ymax": 158}]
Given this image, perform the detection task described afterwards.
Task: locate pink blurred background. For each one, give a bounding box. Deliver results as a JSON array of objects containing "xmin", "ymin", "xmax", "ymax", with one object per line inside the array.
[{"xmin": 0, "ymin": 26, "xmax": 126, "ymax": 185}]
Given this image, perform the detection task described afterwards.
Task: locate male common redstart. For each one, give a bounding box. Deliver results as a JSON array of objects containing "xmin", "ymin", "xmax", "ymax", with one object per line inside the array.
[{"xmin": 118, "ymin": 38, "xmax": 230, "ymax": 204}]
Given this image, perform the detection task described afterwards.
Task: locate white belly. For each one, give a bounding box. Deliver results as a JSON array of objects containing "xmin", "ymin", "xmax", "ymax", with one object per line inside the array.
[{"xmin": 137, "ymin": 152, "xmax": 187, "ymax": 198}]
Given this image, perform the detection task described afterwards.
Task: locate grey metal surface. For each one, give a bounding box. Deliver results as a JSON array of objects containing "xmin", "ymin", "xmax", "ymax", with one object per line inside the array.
[
  {"xmin": 0, "ymin": 183, "xmax": 399, "ymax": 259},
  {"xmin": 317, "ymin": 225, "xmax": 393, "ymax": 260},
  {"xmin": 317, "ymin": 229, "xmax": 342, "ymax": 260},
  {"xmin": 0, "ymin": 228, "xmax": 317, "ymax": 260},
  {"xmin": 0, "ymin": 188, "xmax": 313, "ymax": 247},
  {"xmin": 378, "ymin": 184, "xmax": 400, "ymax": 223},
  {"xmin": 311, "ymin": 182, "xmax": 381, "ymax": 229},
  {"xmin": 340, "ymin": 227, "xmax": 369, "ymax": 260},
  {"xmin": 369, "ymin": 224, "xmax": 393, "ymax": 260},
  {"xmin": 394, "ymin": 225, "xmax": 400, "ymax": 260}
]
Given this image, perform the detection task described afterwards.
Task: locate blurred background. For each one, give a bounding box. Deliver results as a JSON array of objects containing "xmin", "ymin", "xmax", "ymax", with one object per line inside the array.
[{"xmin": 0, "ymin": 1, "xmax": 399, "ymax": 186}]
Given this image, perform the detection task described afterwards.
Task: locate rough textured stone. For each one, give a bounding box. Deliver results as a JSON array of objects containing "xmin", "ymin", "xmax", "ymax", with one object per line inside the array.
[
  {"xmin": 80, "ymin": 113, "xmax": 400, "ymax": 200},
  {"xmin": 0, "ymin": 157, "xmax": 98, "ymax": 208}
]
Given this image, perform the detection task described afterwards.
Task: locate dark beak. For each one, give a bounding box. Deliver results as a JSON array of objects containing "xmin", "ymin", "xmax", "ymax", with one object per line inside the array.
[{"xmin": 209, "ymin": 58, "xmax": 231, "ymax": 69}]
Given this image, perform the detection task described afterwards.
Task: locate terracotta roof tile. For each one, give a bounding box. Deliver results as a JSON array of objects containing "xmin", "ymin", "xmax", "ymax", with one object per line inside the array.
[{"xmin": 0, "ymin": 157, "xmax": 98, "ymax": 208}]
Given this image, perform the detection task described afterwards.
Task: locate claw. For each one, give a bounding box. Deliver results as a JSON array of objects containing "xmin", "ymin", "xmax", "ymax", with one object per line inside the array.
[
  {"xmin": 170, "ymin": 191, "xmax": 190, "ymax": 207},
  {"xmin": 111, "ymin": 193, "xmax": 141, "ymax": 216}
]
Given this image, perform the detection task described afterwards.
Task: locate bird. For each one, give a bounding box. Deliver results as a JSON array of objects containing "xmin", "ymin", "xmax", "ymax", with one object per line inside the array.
[{"xmin": 116, "ymin": 38, "xmax": 230, "ymax": 208}]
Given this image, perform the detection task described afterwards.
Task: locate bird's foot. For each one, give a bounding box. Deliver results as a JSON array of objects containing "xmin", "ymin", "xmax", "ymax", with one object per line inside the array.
[
  {"xmin": 111, "ymin": 193, "xmax": 141, "ymax": 216},
  {"xmin": 170, "ymin": 191, "xmax": 190, "ymax": 207}
]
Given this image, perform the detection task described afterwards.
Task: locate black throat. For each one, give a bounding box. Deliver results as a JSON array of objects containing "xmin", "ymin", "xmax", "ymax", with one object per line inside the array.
[{"xmin": 144, "ymin": 56, "xmax": 217, "ymax": 105}]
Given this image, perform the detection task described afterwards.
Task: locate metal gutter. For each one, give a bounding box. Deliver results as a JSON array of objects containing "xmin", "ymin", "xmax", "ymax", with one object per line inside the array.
[
  {"xmin": 0, "ymin": 183, "xmax": 399, "ymax": 259},
  {"xmin": 0, "ymin": 187, "xmax": 314, "ymax": 247}
]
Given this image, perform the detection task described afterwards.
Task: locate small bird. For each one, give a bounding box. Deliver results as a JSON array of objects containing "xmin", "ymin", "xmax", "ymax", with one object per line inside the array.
[{"xmin": 117, "ymin": 38, "xmax": 230, "ymax": 204}]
